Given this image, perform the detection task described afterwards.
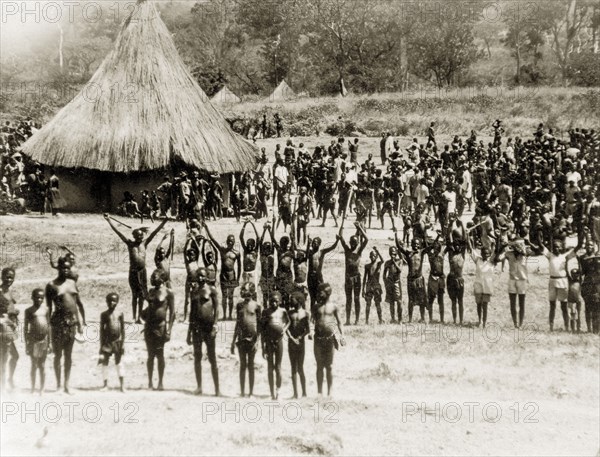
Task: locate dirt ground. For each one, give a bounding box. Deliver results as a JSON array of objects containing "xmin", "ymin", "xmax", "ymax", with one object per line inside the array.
[{"xmin": 1, "ymin": 136, "xmax": 599, "ymax": 456}]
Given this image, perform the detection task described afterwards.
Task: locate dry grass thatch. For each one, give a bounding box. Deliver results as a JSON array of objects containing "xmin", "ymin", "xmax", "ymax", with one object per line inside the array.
[
  {"xmin": 211, "ymin": 85, "xmax": 241, "ymax": 104},
  {"xmin": 21, "ymin": 0, "xmax": 258, "ymax": 174},
  {"xmin": 267, "ymin": 80, "xmax": 295, "ymax": 101}
]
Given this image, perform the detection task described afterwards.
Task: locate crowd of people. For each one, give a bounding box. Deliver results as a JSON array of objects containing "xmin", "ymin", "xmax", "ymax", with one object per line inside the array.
[
  {"xmin": 0, "ymin": 119, "xmax": 67, "ymax": 216},
  {"xmin": 1, "ymin": 119, "xmax": 599, "ymax": 400}
]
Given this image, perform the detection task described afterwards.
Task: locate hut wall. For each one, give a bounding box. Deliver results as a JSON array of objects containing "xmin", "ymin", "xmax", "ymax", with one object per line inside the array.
[
  {"xmin": 57, "ymin": 169, "xmax": 109, "ymax": 212},
  {"xmin": 110, "ymin": 172, "xmax": 165, "ymax": 211},
  {"xmin": 56, "ymin": 169, "xmax": 164, "ymax": 212},
  {"xmin": 56, "ymin": 169, "xmax": 235, "ymax": 213}
]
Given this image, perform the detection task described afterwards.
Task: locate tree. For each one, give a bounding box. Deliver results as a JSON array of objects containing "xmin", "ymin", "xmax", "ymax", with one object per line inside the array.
[
  {"xmin": 502, "ymin": 5, "xmax": 552, "ymax": 84},
  {"xmin": 541, "ymin": 0, "xmax": 593, "ymax": 85},
  {"xmin": 165, "ymin": 0, "xmax": 267, "ymax": 94},
  {"xmin": 408, "ymin": 7, "xmax": 481, "ymax": 88}
]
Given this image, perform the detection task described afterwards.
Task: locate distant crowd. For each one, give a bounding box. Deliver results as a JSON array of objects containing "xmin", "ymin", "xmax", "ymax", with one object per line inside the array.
[{"xmin": 0, "ymin": 119, "xmax": 66, "ymax": 216}]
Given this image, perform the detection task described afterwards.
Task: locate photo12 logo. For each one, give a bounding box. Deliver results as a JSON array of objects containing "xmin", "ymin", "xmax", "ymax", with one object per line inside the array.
[
  {"xmin": 2, "ymin": 401, "xmax": 139, "ymax": 424},
  {"xmin": 200, "ymin": 400, "xmax": 339, "ymax": 424},
  {"xmin": 401, "ymin": 401, "xmax": 539, "ymax": 424}
]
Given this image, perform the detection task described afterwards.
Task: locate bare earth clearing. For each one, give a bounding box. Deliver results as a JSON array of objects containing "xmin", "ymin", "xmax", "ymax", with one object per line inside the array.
[{"xmin": 1, "ymin": 137, "xmax": 598, "ymax": 456}]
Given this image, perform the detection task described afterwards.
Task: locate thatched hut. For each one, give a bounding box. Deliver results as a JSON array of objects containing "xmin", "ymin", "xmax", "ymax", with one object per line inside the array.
[
  {"xmin": 267, "ymin": 80, "xmax": 295, "ymax": 102},
  {"xmin": 21, "ymin": 0, "xmax": 258, "ymax": 212},
  {"xmin": 211, "ymin": 86, "xmax": 242, "ymax": 104}
]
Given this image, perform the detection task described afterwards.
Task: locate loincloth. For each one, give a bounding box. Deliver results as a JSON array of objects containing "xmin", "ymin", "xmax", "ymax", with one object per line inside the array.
[
  {"xmin": 446, "ymin": 276, "xmax": 464, "ymax": 300},
  {"xmin": 407, "ymin": 276, "xmax": 427, "ymax": 306},
  {"xmin": 428, "ymin": 275, "xmax": 446, "ymax": 296}
]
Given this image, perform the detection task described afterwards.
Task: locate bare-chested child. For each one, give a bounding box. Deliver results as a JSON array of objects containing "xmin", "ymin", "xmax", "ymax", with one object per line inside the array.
[
  {"xmin": 338, "ymin": 223, "xmax": 369, "ymax": 325},
  {"xmin": 272, "ymin": 225, "xmax": 295, "ymax": 311},
  {"xmin": 363, "ymin": 247, "xmax": 384, "ymax": 324},
  {"xmin": 24, "ymin": 289, "xmax": 50, "ymax": 394},
  {"xmin": 154, "ymin": 228, "xmax": 175, "ymax": 288},
  {"xmin": 183, "ymin": 236, "xmax": 201, "ymax": 322},
  {"xmin": 46, "ymin": 260, "xmax": 86, "ymax": 393},
  {"xmin": 187, "ymin": 267, "xmax": 220, "ymax": 396},
  {"xmin": 240, "ymin": 219, "xmax": 260, "ymax": 287},
  {"xmin": 99, "ymin": 293, "xmax": 125, "ymax": 392},
  {"xmin": 258, "ymin": 223, "xmax": 276, "ymax": 307},
  {"xmin": 292, "ymin": 226, "xmax": 309, "ymax": 300},
  {"xmin": 231, "ymin": 282, "xmax": 261, "ymax": 397},
  {"xmin": 307, "ymin": 236, "xmax": 339, "ymax": 314},
  {"xmin": 425, "ymin": 237, "xmax": 446, "ymax": 323},
  {"xmin": 0, "ymin": 267, "xmax": 19, "ymax": 390},
  {"xmin": 105, "ymin": 214, "xmax": 168, "ymax": 323},
  {"xmin": 288, "ymin": 291, "xmax": 310, "ymax": 398},
  {"xmin": 313, "ymin": 283, "xmax": 344, "ymax": 397},
  {"xmin": 260, "ymin": 291, "xmax": 292, "ymax": 400},
  {"xmin": 201, "ymin": 238, "xmax": 218, "ymax": 287},
  {"xmin": 204, "ymin": 222, "xmax": 240, "ymax": 320},
  {"xmin": 142, "ymin": 269, "xmax": 175, "ymax": 390},
  {"xmin": 397, "ymin": 237, "xmax": 428, "ymax": 323},
  {"xmin": 446, "ymin": 240, "xmax": 466, "ymax": 325},
  {"xmin": 384, "ymin": 241, "xmax": 404, "ymax": 323},
  {"xmin": 295, "ymin": 186, "xmax": 313, "ymax": 244}
]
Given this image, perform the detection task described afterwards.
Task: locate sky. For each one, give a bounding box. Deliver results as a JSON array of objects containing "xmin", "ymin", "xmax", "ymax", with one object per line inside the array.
[{"xmin": 0, "ymin": 0, "xmax": 193, "ymax": 57}]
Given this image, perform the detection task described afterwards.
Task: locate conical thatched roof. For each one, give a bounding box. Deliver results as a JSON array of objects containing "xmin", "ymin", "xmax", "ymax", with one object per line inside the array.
[
  {"xmin": 21, "ymin": 0, "xmax": 258, "ymax": 174},
  {"xmin": 211, "ymin": 85, "xmax": 241, "ymax": 104},
  {"xmin": 268, "ymin": 80, "xmax": 295, "ymax": 101}
]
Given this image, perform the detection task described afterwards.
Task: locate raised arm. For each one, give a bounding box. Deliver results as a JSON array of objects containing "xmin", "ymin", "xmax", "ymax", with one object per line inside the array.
[
  {"xmin": 356, "ymin": 223, "xmax": 369, "ymax": 252},
  {"xmin": 240, "ymin": 220, "xmax": 248, "ymax": 251},
  {"xmin": 337, "ymin": 227, "xmax": 349, "ymax": 251},
  {"xmin": 166, "ymin": 228, "xmax": 175, "ymax": 259},
  {"xmin": 104, "ymin": 214, "xmax": 129, "ymax": 244},
  {"xmin": 145, "ymin": 218, "xmax": 168, "ymax": 246},
  {"xmin": 46, "ymin": 247, "xmax": 57, "ymax": 269},
  {"xmin": 250, "ymin": 221, "xmax": 259, "ymax": 244},
  {"xmin": 374, "ymin": 246, "xmax": 384, "ymax": 264},
  {"xmin": 203, "ymin": 222, "xmax": 222, "ymax": 251},
  {"xmin": 259, "ymin": 223, "xmax": 271, "ymax": 246},
  {"xmin": 321, "ymin": 237, "xmax": 339, "ymax": 256}
]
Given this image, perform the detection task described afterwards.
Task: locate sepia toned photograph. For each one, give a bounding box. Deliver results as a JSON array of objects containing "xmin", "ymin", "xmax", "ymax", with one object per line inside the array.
[{"xmin": 0, "ymin": 0, "xmax": 599, "ymax": 455}]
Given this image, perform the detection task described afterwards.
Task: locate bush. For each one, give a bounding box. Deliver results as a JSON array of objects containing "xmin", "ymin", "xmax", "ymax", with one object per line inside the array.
[
  {"xmin": 569, "ymin": 53, "xmax": 600, "ymax": 87},
  {"xmin": 325, "ymin": 118, "xmax": 365, "ymax": 137}
]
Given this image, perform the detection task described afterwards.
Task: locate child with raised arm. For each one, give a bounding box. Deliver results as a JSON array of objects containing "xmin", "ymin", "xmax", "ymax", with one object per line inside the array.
[
  {"xmin": 258, "ymin": 222, "xmax": 276, "ymax": 308},
  {"xmin": 203, "ymin": 221, "xmax": 241, "ymax": 320},
  {"xmin": 467, "ymin": 233, "xmax": 498, "ymax": 328},
  {"xmin": 240, "ymin": 219, "xmax": 260, "ymax": 287},
  {"xmin": 363, "ymin": 247, "xmax": 384, "ymax": 325},
  {"xmin": 338, "ymin": 222, "xmax": 369, "ymax": 325},
  {"xmin": 183, "ymin": 236, "xmax": 201, "ymax": 322},
  {"xmin": 99, "ymin": 293, "xmax": 125, "ymax": 392},
  {"xmin": 154, "ymin": 228, "xmax": 175, "ymax": 288},
  {"xmin": 104, "ymin": 214, "xmax": 168, "ymax": 323}
]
